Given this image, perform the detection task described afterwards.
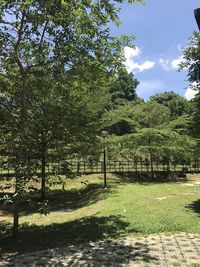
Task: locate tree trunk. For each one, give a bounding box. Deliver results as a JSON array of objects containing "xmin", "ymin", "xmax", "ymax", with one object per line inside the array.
[
  {"xmin": 41, "ymin": 136, "xmax": 47, "ymax": 202},
  {"xmin": 13, "ymin": 175, "xmax": 20, "ymax": 237},
  {"xmin": 13, "ymin": 73, "xmax": 27, "ymax": 236},
  {"xmin": 149, "ymin": 149, "xmax": 154, "ymax": 179},
  {"xmin": 12, "ymin": 12, "xmax": 28, "ymax": 236},
  {"xmin": 148, "ymin": 141, "xmax": 154, "ymax": 179}
]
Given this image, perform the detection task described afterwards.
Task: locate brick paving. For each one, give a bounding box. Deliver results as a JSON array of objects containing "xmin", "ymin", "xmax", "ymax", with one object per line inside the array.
[{"xmin": 1, "ymin": 233, "xmax": 200, "ymax": 266}]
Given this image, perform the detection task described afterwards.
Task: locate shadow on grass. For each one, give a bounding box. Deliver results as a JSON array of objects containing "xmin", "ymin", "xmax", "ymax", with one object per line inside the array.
[
  {"xmin": 46, "ymin": 183, "xmax": 109, "ymax": 212},
  {"xmin": 0, "ymin": 215, "xmax": 158, "ymax": 265},
  {"xmin": 115, "ymin": 171, "xmax": 187, "ymax": 184},
  {"xmin": 0, "ymin": 183, "xmax": 112, "ymax": 216},
  {"xmin": 186, "ymin": 199, "xmax": 200, "ymax": 216}
]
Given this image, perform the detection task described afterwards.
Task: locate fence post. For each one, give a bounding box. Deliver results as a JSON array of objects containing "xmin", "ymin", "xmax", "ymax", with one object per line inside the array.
[{"xmin": 77, "ymin": 161, "xmax": 80, "ymax": 174}]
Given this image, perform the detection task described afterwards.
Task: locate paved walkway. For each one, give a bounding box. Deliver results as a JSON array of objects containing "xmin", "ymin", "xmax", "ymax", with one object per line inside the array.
[{"xmin": 1, "ymin": 233, "xmax": 200, "ymax": 266}]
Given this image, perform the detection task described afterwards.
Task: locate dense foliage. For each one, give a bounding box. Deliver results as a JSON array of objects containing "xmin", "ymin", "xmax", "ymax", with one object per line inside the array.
[
  {"xmin": 103, "ymin": 92, "xmax": 197, "ymax": 168},
  {"xmin": 181, "ymin": 32, "xmax": 200, "ymax": 143}
]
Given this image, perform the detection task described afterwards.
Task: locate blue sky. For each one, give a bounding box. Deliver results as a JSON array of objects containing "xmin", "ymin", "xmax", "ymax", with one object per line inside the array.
[{"xmin": 110, "ymin": 0, "xmax": 200, "ymax": 100}]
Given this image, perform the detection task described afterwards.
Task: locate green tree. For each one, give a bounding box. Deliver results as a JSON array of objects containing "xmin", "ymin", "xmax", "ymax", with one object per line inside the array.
[
  {"xmin": 27, "ymin": 60, "xmax": 112, "ymax": 200},
  {"xmin": 101, "ymin": 100, "xmax": 139, "ymax": 135},
  {"xmin": 181, "ymin": 32, "xmax": 200, "ymax": 87},
  {"xmin": 101, "ymin": 66, "xmax": 140, "ymax": 136},
  {"xmin": 181, "ymin": 32, "xmax": 200, "ymax": 145},
  {"xmin": 133, "ymin": 101, "xmax": 171, "ymax": 128},
  {"xmin": 150, "ymin": 91, "xmax": 190, "ymax": 119},
  {"xmin": 110, "ymin": 67, "xmax": 139, "ymax": 103},
  {"xmin": 161, "ymin": 115, "xmax": 191, "ymax": 135},
  {"xmin": 105, "ymin": 99, "xmax": 195, "ymax": 177}
]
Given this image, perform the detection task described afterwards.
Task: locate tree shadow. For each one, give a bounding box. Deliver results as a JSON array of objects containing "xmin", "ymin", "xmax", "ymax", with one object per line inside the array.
[
  {"xmin": 1, "ymin": 215, "xmax": 131, "ymax": 253},
  {"xmin": 115, "ymin": 171, "xmax": 187, "ymax": 184},
  {"xmin": 0, "ymin": 215, "xmax": 158, "ymax": 265},
  {"xmin": 186, "ymin": 199, "xmax": 200, "ymax": 216},
  {"xmin": 46, "ymin": 183, "xmax": 110, "ymax": 212},
  {"xmin": 0, "ymin": 183, "xmax": 113, "ymax": 216}
]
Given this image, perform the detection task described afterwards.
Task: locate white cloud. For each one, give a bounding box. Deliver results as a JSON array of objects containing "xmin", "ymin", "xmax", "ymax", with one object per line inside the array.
[
  {"xmin": 159, "ymin": 59, "xmax": 171, "ymax": 71},
  {"xmin": 159, "ymin": 56, "xmax": 184, "ymax": 71},
  {"xmin": 185, "ymin": 83, "xmax": 198, "ymax": 100},
  {"xmin": 125, "ymin": 60, "xmax": 155, "ymax": 73},
  {"xmin": 171, "ymin": 57, "xmax": 183, "ymax": 70},
  {"xmin": 124, "ymin": 46, "xmax": 141, "ymax": 58},
  {"xmin": 124, "ymin": 46, "xmax": 155, "ymax": 73}
]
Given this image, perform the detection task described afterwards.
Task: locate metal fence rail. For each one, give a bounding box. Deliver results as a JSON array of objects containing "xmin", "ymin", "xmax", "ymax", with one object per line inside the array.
[{"xmin": 0, "ymin": 160, "xmax": 200, "ymax": 177}]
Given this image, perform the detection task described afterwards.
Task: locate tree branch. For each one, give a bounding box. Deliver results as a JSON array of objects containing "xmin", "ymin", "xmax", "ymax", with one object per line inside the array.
[
  {"xmin": 14, "ymin": 55, "xmax": 24, "ymax": 75},
  {"xmin": 39, "ymin": 20, "xmax": 49, "ymax": 48},
  {"xmin": 15, "ymin": 10, "xmax": 26, "ymax": 51}
]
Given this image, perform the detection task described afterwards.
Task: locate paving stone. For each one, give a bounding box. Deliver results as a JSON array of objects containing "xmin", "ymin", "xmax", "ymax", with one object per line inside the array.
[{"xmin": 1, "ymin": 233, "xmax": 200, "ymax": 266}]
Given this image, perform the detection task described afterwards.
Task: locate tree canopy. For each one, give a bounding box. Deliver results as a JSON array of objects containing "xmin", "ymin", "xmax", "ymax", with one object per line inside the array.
[
  {"xmin": 181, "ymin": 31, "xmax": 200, "ymax": 144},
  {"xmin": 150, "ymin": 91, "xmax": 190, "ymax": 119}
]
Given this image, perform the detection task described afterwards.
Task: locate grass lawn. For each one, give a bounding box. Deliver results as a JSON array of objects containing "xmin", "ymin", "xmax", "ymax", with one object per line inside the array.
[{"xmin": 0, "ymin": 173, "xmax": 200, "ymax": 256}]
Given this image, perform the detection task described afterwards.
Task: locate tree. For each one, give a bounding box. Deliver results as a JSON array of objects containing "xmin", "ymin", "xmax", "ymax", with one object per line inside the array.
[
  {"xmin": 133, "ymin": 101, "xmax": 171, "ymax": 128},
  {"xmin": 26, "ymin": 60, "xmax": 112, "ymax": 201},
  {"xmin": 161, "ymin": 115, "xmax": 191, "ymax": 135},
  {"xmin": 109, "ymin": 67, "xmax": 139, "ymax": 103},
  {"xmin": 150, "ymin": 91, "xmax": 190, "ymax": 119},
  {"xmin": 105, "ymin": 98, "xmax": 195, "ymax": 178},
  {"xmin": 101, "ymin": 100, "xmax": 139, "ymax": 136},
  {"xmin": 181, "ymin": 32, "xmax": 200, "ymax": 87},
  {"xmin": 181, "ymin": 32, "xmax": 200, "ymax": 144},
  {"xmin": 127, "ymin": 128, "xmax": 179, "ymax": 177},
  {"xmin": 101, "ymin": 66, "xmax": 140, "ymax": 136}
]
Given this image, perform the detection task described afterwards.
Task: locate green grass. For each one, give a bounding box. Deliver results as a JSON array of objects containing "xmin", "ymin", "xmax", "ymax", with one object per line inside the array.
[{"xmin": 0, "ymin": 173, "xmax": 200, "ymax": 255}]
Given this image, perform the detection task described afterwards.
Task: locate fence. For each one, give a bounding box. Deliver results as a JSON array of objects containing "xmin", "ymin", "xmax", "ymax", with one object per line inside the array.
[{"xmin": 0, "ymin": 160, "xmax": 200, "ymax": 177}]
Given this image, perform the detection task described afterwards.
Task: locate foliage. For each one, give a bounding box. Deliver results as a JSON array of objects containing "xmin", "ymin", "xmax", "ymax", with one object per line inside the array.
[
  {"xmin": 105, "ymin": 98, "xmax": 196, "ymax": 166},
  {"xmin": 102, "ymin": 100, "xmax": 171, "ymax": 137},
  {"xmin": 150, "ymin": 91, "xmax": 191, "ymax": 119},
  {"xmin": 109, "ymin": 67, "xmax": 139, "ymax": 103},
  {"xmin": 107, "ymin": 128, "xmax": 195, "ymax": 163},
  {"xmin": 181, "ymin": 32, "xmax": 200, "ymax": 87},
  {"xmin": 101, "ymin": 100, "xmax": 139, "ymax": 136},
  {"xmin": 160, "ymin": 115, "xmax": 192, "ymax": 135},
  {"xmin": 181, "ymin": 32, "xmax": 200, "ymax": 147},
  {"xmin": 132, "ymin": 101, "xmax": 171, "ymax": 128}
]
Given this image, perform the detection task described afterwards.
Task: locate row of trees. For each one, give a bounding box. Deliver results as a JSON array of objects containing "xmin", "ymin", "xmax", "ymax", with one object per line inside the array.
[
  {"xmin": 103, "ymin": 91, "xmax": 196, "ymax": 176},
  {"xmin": 101, "ymin": 32, "xmax": 200, "ymax": 177}
]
